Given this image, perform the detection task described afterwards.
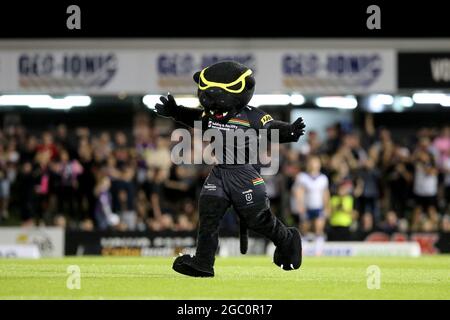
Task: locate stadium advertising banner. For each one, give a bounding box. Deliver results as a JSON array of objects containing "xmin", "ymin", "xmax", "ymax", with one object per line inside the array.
[
  {"xmin": 0, "ymin": 51, "xmax": 148, "ymax": 94},
  {"xmin": 398, "ymin": 52, "xmax": 450, "ymax": 89},
  {"xmin": 0, "ymin": 49, "xmax": 396, "ymax": 94},
  {"xmin": 65, "ymin": 230, "xmax": 449, "ymax": 257},
  {"xmin": 275, "ymin": 50, "xmax": 396, "ymax": 94},
  {"xmin": 0, "ymin": 227, "xmax": 64, "ymax": 257},
  {"xmin": 65, "ymin": 231, "xmax": 267, "ymax": 257},
  {"xmin": 149, "ymin": 49, "xmax": 396, "ymax": 94}
]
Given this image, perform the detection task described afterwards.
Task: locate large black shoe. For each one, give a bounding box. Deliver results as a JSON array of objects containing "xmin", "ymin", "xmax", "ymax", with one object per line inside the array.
[
  {"xmin": 172, "ymin": 254, "xmax": 215, "ymax": 277},
  {"xmin": 273, "ymin": 227, "xmax": 302, "ymax": 271}
]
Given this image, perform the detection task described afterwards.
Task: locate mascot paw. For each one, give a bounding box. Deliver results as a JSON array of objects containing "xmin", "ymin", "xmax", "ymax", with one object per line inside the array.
[
  {"xmin": 273, "ymin": 227, "xmax": 302, "ymax": 271},
  {"xmin": 172, "ymin": 254, "xmax": 215, "ymax": 278},
  {"xmin": 155, "ymin": 94, "xmax": 178, "ymax": 118},
  {"xmin": 290, "ymin": 117, "xmax": 306, "ymax": 140}
]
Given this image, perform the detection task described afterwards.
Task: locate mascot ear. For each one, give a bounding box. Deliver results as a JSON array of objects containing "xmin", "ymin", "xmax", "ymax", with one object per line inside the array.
[
  {"xmin": 245, "ymin": 76, "xmax": 255, "ymax": 90},
  {"xmin": 193, "ymin": 71, "xmax": 201, "ymax": 84}
]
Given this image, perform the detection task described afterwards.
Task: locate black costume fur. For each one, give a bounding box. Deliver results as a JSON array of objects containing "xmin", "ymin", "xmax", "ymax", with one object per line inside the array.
[{"xmin": 155, "ymin": 61, "xmax": 305, "ymax": 277}]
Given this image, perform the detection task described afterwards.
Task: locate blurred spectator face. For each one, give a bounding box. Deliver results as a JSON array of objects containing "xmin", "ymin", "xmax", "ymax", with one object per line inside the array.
[
  {"xmin": 438, "ymin": 126, "xmax": 450, "ymax": 138},
  {"xmin": 76, "ymin": 127, "xmax": 90, "ymax": 138},
  {"xmin": 123, "ymin": 165, "xmax": 135, "ymax": 180},
  {"xmin": 136, "ymin": 202, "xmax": 147, "ymax": 218},
  {"xmin": 418, "ymin": 137, "xmax": 431, "ymax": 150},
  {"xmin": 442, "ymin": 215, "xmax": 450, "ymax": 232},
  {"xmin": 42, "ymin": 132, "xmax": 53, "ymax": 145},
  {"xmin": 182, "ymin": 201, "xmax": 195, "ymax": 215},
  {"xmin": 115, "ymin": 131, "xmax": 127, "ymax": 147},
  {"xmin": 80, "ymin": 219, "xmax": 94, "ymax": 231},
  {"xmin": 54, "ymin": 215, "xmax": 66, "ymax": 228},
  {"xmin": 395, "ymin": 146, "xmax": 410, "ymax": 161},
  {"xmin": 159, "ymin": 214, "xmax": 174, "ymax": 229},
  {"xmin": 177, "ymin": 215, "xmax": 191, "ymax": 230},
  {"xmin": 417, "ymin": 128, "xmax": 430, "ymax": 139},
  {"xmin": 342, "ymin": 134, "xmax": 355, "ymax": 148},
  {"xmin": 286, "ymin": 149, "xmax": 299, "ymax": 163},
  {"xmin": 100, "ymin": 132, "xmax": 111, "ymax": 144},
  {"xmin": 7, "ymin": 140, "xmax": 17, "ymax": 152},
  {"xmin": 153, "ymin": 168, "xmax": 167, "ymax": 183},
  {"xmin": 362, "ymin": 212, "xmax": 373, "ymax": 231},
  {"xmin": 421, "ymin": 219, "xmax": 434, "ymax": 232},
  {"xmin": 157, "ymin": 137, "xmax": 170, "ymax": 149},
  {"xmin": 307, "ymin": 156, "xmax": 321, "ymax": 174},
  {"xmin": 363, "ymin": 158, "xmax": 375, "ymax": 169},
  {"xmin": 94, "ymin": 149, "xmax": 104, "ymax": 162},
  {"xmin": 60, "ymin": 150, "xmax": 69, "ymax": 162},
  {"xmin": 22, "ymin": 162, "xmax": 32, "ymax": 174},
  {"xmin": 379, "ymin": 128, "xmax": 391, "ymax": 142},
  {"xmin": 118, "ymin": 189, "xmax": 128, "ymax": 204},
  {"xmin": 106, "ymin": 155, "xmax": 117, "ymax": 167},
  {"xmin": 57, "ymin": 124, "xmax": 67, "ymax": 138},
  {"xmin": 36, "ymin": 150, "xmax": 51, "ymax": 167},
  {"xmin": 78, "ymin": 142, "xmax": 92, "ymax": 160},
  {"xmin": 137, "ymin": 190, "xmax": 147, "ymax": 202},
  {"xmin": 338, "ymin": 181, "xmax": 351, "ymax": 196},
  {"xmin": 386, "ymin": 211, "xmax": 398, "ymax": 226},
  {"xmin": 99, "ymin": 177, "xmax": 111, "ymax": 192},
  {"xmin": 26, "ymin": 136, "xmax": 38, "ymax": 151},
  {"xmin": 418, "ymin": 150, "xmax": 431, "ymax": 163},
  {"xmin": 326, "ymin": 126, "xmax": 337, "ymax": 139},
  {"xmin": 308, "ymin": 131, "xmax": 318, "ymax": 142}
]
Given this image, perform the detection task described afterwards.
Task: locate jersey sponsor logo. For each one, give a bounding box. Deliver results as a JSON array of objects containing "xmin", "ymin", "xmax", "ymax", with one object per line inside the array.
[
  {"xmin": 204, "ymin": 183, "xmax": 217, "ymax": 191},
  {"xmin": 208, "ymin": 121, "xmax": 235, "ymax": 131},
  {"xmin": 260, "ymin": 115, "xmax": 273, "ymax": 126}
]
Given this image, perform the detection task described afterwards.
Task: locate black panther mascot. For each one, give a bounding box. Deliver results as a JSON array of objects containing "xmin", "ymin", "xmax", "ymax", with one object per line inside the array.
[{"xmin": 154, "ymin": 61, "xmax": 306, "ymax": 277}]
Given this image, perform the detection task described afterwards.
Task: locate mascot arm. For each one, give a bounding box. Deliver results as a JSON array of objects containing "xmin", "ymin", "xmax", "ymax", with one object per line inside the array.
[
  {"xmin": 250, "ymin": 107, "xmax": 305, "ymax": 143},
  {"xmin": 172, "ymin": 106, "xmax": 203, "ymax": 128},
  {"xmin": 155, "ymin": 94, "xmax": 203, "ymax": 128}
]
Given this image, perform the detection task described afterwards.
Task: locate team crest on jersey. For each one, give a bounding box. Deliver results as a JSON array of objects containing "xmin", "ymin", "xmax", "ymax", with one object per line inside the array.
[{"xmin": 260, "ymin": 115, "xmax": 273, "ymax": 126}]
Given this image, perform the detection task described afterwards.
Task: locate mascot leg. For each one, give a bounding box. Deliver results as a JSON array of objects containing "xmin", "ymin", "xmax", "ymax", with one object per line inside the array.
[
  {"xmin": 238, "ymin": 204, "xmax": 302, "ymax": 271},
  {"xmin": 173, "ymin": 195, "xmax": 229, "ymax": 277}
]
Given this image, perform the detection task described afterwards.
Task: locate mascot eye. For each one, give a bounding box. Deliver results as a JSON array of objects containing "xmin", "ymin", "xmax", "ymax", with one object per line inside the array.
[
  {"xmin": 226, "ymin": 81, "xmax": 244, "ymax": 92},
  {"xmin": 199, "ymin": 78, "xmax": 207, "ymax": 88}
]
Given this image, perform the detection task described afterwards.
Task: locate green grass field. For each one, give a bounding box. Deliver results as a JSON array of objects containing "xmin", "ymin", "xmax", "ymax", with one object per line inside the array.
[{"xmin": 0, "ymin": 256, "xmax": 448, "ymax": 299}]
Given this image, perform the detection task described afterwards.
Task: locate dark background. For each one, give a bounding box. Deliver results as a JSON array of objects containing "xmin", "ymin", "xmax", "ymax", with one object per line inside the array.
[{"xmin": 1, "ymin": 1, "xmax": 450, "ymax": 38}]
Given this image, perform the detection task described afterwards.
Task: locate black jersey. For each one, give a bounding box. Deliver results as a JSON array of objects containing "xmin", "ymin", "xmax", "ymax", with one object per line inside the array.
[{"xmin": 201, "ymin": 105, "xmax": 274, "ymax": 166}]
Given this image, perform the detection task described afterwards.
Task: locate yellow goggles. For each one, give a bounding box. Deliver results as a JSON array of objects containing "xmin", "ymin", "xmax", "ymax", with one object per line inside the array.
[{"xmin": 198, "ymin": 68, "xmax": 253, "ymax": 93}]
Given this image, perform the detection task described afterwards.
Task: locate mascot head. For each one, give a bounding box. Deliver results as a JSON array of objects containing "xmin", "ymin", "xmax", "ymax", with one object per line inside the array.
[{"xmin": 193, "ymin": 61, "xmax": 255, "ymax": 123}]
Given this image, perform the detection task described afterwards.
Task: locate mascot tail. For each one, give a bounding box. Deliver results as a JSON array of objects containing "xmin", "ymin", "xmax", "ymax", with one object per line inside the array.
[{"xmin": 239, "ymin": 219, "xmax": 248, "ymax": 254}]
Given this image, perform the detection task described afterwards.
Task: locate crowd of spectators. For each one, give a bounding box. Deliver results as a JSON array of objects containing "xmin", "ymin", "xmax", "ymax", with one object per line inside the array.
[{"xmin": 0, "ymin": 112, "xmax": 448, "ymax": 240}]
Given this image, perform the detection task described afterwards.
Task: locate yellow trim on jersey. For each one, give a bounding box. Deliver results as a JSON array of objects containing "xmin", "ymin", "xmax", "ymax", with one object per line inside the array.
[{"xmin": 261, "ymin": 114, "xmax": 273, "ymax": 126}]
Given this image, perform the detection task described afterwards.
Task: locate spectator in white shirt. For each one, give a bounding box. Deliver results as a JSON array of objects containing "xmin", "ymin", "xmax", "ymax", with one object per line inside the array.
[{"xmin": 293, "ymin": 156, "xmax": 330, "ymax": 254}]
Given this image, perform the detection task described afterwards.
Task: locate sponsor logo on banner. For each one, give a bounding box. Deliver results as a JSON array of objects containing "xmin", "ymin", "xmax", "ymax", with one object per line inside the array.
[
  {"xmin": 0, "ymin": 227, "xmax": 64, "ymax": 257},
  {"xmin": 0, "ymin": 245, "xmax": 41, "ymax": 258},
  {"xmin": 156, "ymin": 53, "xmax": 256, "ymax": 92},
  {"xmin": 280, "ymin": 51, "xmax": 393, "ymax": 93},
  {"xmin": 431, "ymin": 58, "xmax": 450, "ymax": 82},
  {"xmin": 398, "ymin": 52, "xmax": 450, "ymax": 89},
  {"xmin": 18, "ymin": 52, "xmax": 117, "ymax": 90}
]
